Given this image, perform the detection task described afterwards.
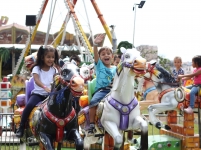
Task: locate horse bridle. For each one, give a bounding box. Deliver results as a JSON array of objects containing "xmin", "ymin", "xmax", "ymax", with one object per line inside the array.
[
  {"xmin": 144, "ymin": 63, "xmax": 179, "ymax": 86},
  {"xmin": 50, "ymin": 75, "xmax": 83, "ymax": 97},
  {"xmin": 123, "ymin": 62, "xmax": 135, "ymax": 69}
]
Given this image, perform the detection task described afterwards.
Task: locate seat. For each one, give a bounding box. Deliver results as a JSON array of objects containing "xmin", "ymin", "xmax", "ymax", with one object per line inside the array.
[
  {"xmin": 87, "ymin": 78, "xmax": 97, "ymax": 102},
  {"xmin": 25, "ymin": 77, "xmax": 34, "ymax": 104},
  {"xmin": 79, "ymin": 78, "xmax": 96, "ymax": 108}
]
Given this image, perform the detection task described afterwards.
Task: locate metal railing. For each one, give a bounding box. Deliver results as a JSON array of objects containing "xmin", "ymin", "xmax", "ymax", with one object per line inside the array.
[{"xmin": 0, "ymin": 109, "xmax": 101, "ymax": 150}]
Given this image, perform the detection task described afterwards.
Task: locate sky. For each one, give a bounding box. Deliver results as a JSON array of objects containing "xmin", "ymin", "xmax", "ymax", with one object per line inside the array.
[{"xmin": 0, "ymin": 0, "xmax": 201, "ymax": 62}]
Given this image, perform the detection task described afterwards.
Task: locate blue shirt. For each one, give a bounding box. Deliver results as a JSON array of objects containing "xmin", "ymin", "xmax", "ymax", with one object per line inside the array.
[
  {"xmin": 95, "ymin": 59, "xmax": 116, "ymax": 91},
  {"xmin": 172, "ymin": 68, "xmax": 184, "ymax": 80}
]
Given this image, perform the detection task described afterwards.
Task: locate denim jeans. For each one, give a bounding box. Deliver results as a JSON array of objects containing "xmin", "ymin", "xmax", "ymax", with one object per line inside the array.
[
  {"xmin": 186, "ymin": 85, "xmax": 199, "ymax": 108},
  {"xmin": 89, "ymin": 89, "xmax": 110, "ymax": 108}
]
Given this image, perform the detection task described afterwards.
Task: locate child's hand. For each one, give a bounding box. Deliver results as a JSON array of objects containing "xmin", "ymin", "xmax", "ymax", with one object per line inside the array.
[
  {"xmin": 94, "ymin": 33, "xmax": 106, "ymax": 45},
  {"xmin": 44, "ymin": 86, "xmax": 51, "ymax": 93},
  {"xmin": 177, "ymin": 75, "xmax": 183, "ymax": 79}
]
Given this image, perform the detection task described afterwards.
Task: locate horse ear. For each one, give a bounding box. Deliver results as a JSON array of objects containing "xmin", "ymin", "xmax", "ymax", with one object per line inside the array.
[
  {"xmin": 70, "ymin": 59, "xmax": 77, "ymax": 65},
  {"xmin": 89, "ymin": 63, "xmax": 94, "ymax": 68},
  {"xmin": 149, "ymin": 59, "xmax": 157, "ymax": 65},
  {"xmin": 120, "ymin": 47, "xmax": 126, "ymax": 53},
  {"xmin": 82, "ymin": 63, "xmax": 86, "ymax": 67}
]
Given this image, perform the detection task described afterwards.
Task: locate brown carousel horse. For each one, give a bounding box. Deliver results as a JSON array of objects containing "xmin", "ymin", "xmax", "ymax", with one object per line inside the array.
[{"xmin": 14, "ymin": 62, "xmax": 85, "ymax": 150}]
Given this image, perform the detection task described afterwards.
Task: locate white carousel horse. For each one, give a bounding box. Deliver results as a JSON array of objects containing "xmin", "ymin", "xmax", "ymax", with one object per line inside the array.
[
  {"xmin": 144, "ymin": 60, "xmax": 182, "ymax": 130},
  {"xmin": 100, "ymin": 47, "xmax": 148, "ymax": 150},
  {"xmin": 80, "ymin": 63, "xmax": 95, "ymax": 83},
  {"xmin": 79, "ymin": 47, "xmax": 148, "ymax": 150}
]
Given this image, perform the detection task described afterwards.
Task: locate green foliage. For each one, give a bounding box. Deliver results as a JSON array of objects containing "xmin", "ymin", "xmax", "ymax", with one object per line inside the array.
[
  {"xmin": 0, "ymin": 47, "xmax": 10, "ymax": 63},
  {"xmin": 117, "ymin": 41, "xmax": 133, "ymax": 55},
  {"xmin": 158, "ymin": 55, "xmax": 171, "ymax": 73}
]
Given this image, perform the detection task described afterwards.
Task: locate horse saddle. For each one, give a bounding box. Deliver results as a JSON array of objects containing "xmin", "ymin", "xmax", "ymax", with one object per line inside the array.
[
  {"xmin": 14, "ymin": 99, "xmax": 47, "ymax": 125},
  {"xmin": 183, "ymin": 87, "xmax": 201, "ymax": 108}
]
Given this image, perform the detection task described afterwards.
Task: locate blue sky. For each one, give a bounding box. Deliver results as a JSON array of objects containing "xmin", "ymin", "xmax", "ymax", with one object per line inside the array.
[{"xmin": 1, "ymin": 0, "xmax": 201, "ymax": 62}]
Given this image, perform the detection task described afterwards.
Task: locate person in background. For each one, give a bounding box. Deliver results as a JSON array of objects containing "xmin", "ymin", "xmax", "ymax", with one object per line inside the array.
[
  {"xmin": 88, "ymin": 34, "xmax": 116, "ymax": 136},
  {"xmin": 113, "ymin": 54, "xmax": 121, "ymax": 66},
  {"xmin": 172, "ymin": 56, "xmax": 184, "ymax": 81},
  {"xmin": 178, "ymin": 55, "xmax": 201, "ymax": 113},
  {"xmin": 16, "ymin": 45, "xmax": 59, "ymax": 137},
  {"xmin": 70, "ymin": 55, "xmax": 81, "ymax": 67}
]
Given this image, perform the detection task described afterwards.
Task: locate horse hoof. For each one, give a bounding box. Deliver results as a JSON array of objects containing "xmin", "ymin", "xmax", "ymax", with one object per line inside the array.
[
  {"xmin": 128, "ymin": 138, "xmax": 137, "ymax": 144},
  {"xmin": 164, "ymin": 125, "xmax": 171, "ymax": 130},
  {"xmin": 155, "ymin": 122, "xmax": 161, "ymax": 129},
  {"xmin": 133, "ymin": 138, "xmax": 137, "ymax": 144},
  {"xmin": 149, "ymin": 122, "xmax": 153, "ymax": 125}
]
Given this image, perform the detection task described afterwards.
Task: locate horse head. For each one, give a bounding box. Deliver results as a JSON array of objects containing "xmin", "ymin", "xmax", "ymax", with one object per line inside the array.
[
  {"xmin": 80, "ymin": 63, "xmax": 94, "ymax": 83},
  {"xmin": 144, "ymin": 61, "xmax": 177, "ymax": 91},
  {"xmin": 113, "ymin": 47, "xmax": 146, "ymax": 91},
  {"xmin": 60, "ymin": 62, "xmax": 84, "ymax": 96},
  {"xmin": 118, "ymin": 47, "xmax": 146, "ymax": 74},
  {"xmin": 48, "ymin": 62, "xmax": 84, "ymax": 117},
  {"xmin": 144, "ymin": 60, "xmax": 162, "ymax": 87}
]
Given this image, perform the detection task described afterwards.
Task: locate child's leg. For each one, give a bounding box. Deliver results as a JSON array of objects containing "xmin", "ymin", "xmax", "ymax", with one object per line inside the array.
[
  {"xmin": 89, "ymin": 106, "xmax": 97, "ymax": 123},
  {"xmin": 87, "ymin": 89, "xmax": 110, "ymax": 136},
  {"xmin": 20, "ymin": 94, "xmax": 44, "ymax": 124},
  {"xmin": 189, "ymin": 86, "xmax": 199, "ymax": 108},
  {"xmin": 16, "ymin": 94, "xmax": 45, "ymax": 137}
]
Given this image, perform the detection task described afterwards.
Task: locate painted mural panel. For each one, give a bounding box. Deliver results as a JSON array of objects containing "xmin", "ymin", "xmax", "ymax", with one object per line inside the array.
[
  {"xmin": 0, "ymin": 27, "xmax": 12, "ymax": 44},
  {"xmin": 0, "ymin": 23, "xmax": 29, "ymax": 44}
]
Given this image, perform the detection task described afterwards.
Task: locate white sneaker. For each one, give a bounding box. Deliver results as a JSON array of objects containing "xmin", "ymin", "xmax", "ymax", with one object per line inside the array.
[{"xmin": 184, "ymin": 106, "xmax": 193, "ymax": 114}]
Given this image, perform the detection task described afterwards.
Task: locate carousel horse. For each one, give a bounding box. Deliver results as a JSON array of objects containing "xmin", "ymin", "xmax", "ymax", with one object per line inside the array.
[
  {"xmin": 136, "ymin": 77, "xmax": 159, "ymax": 111},
  {"xmin": 78, "ymin": 47, "xmax": 148, "ymax": 150},
  {"xmin": 71, "ymin": 63, "xmax": 95, "ymax": 115},
  {"xmin": 80, "ymin": 63, "xmax": 95, "ymax": 83},
  {"xmin": 14, "ymin": 62, "xmax": 85, "ymax": 150},
  {"xmin": 144, "ymin": 60, "xmax": 184, "ymax": 130}
]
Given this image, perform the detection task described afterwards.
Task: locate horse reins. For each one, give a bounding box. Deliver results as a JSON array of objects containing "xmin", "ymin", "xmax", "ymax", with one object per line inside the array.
[{"xmin": 49, "ymin": 75, "xmax": 83, "ymax": 97}]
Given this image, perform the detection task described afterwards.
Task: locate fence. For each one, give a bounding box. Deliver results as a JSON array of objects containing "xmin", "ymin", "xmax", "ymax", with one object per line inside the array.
[{"xmin": 0, "ymin": 108, "xmax": 101, "ymax": 150}]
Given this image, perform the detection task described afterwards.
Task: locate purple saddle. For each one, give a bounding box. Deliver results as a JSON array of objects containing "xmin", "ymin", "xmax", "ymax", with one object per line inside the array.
[
  {"xmin": 16, "ymin": 77, "xmax": 34, "ymax": 106},
  {"xmin": 16, "ymin": 94, "xmax": 25, "ymax": 107},
  {"xmin": 25, "ymin": 77, "xmax": 34, "ymax": 104}
]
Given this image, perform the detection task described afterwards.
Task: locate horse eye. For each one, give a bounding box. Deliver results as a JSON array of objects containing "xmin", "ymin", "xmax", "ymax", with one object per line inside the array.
[
  {"xmin": 62, "ymin": 69, "xmax": 70, "ymax": 76},
  {"xmin": 125, "ymin": 55, "xmax": 130, "ymax": 59}
]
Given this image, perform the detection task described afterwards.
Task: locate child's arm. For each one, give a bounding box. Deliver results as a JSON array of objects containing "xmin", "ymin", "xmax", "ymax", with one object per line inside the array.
[
  {"xmin": 93, "ymin": 33, "xmax": 106, "ymax": 63},
  {"xmin": 93, "ymin": 45, "xmax": 99, "ymax": 63},
  {"xmin": 178, "ymin": 69, "xmax": 201, "ymax": 79},
  {"xmin": 33, "ymin": 73, "xmax": 51, "ymax": 93}
]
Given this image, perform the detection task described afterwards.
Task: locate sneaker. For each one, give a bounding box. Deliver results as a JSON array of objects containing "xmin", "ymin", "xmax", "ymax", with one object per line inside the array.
[
  {"xmin": 16, "ymin": 125, "xmax": 24, "ymax": 138},
  {"xmin": 184, "ymin": 106, "xmax": 193, "ymax": 114}
]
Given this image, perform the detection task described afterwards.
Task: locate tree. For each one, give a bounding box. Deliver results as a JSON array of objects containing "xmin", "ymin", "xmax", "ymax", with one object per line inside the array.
[
  {"xmin": 117, "ymin": 41, "xmax": 133, "ymax": 55},
  {"xmin": 0, "ymin": 47, "xmax": 10, "ymax": 81},
  {"xmin": 158, "ymin": 55, "xmax": 172, "ymax": 73}
]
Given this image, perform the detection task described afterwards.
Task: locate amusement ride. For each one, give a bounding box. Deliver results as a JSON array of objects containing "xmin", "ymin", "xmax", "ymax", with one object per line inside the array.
[{"xmin": 0, "ymin": 0, "xmax": 200, "ymax": 150}]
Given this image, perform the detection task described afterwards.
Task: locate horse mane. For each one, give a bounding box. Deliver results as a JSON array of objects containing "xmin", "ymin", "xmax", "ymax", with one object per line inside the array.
[{"xmin": 155, "ymin": 63, "xmax": 177, "ymax": 84}]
